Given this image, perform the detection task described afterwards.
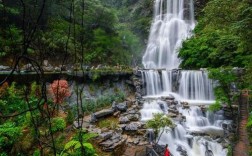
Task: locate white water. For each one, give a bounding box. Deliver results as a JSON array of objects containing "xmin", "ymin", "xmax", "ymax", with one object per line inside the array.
[
  {"xmin": 142, "ymin": 0, "xmax": 195, "ymax": 69},
  {"xmin": 178, "ymin": 70, "xmax": 215, "ymax": 100},
  {"xmin": 140, "ymin": 0, "xmax": 228, "ymax": 155}
]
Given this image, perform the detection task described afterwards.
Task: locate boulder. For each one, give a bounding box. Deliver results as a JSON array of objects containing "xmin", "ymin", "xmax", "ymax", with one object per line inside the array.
[
  {"xmin": 127, "ymin": 114, "xmax": 140, "ymax": 121},
  {"xmin": 113, "ymin": 111, "xmax": 120, "ymax": 117},
  {"xmin": 119, "ymin": 116, "xmax": 130, "ymax": 124},
  {"xmin": 94, "ymin": 109, "xmax": 114, "ymax": 118},
  {"xmin": 116, "ymin": 102, "xmax": 127, "ymax": 112},
  {"xmin": 125, "ymin": 122, "xmax": 142, "ymax": 131},
  {"xmin": 97, "ymin": 131, "xmax": 113, "ymax": 143}
]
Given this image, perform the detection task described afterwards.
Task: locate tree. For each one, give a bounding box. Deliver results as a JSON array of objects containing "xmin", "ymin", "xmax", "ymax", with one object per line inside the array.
[
  {"xmin": 146, "ymin": 113, "xmax": 174, "ymax": 143},
  {"xmin": 208, "ymin": 68, "xmax": 238, "ymax": 112}
]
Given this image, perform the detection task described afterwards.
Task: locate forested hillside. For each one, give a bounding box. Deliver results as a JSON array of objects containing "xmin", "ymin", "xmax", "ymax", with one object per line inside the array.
[
  {"xmin": 0, "ymin": 0, "xmax": 252, "ymax": 156},
  {"xmin": 179, "ymin": 0, "xmax": 252, "ymax": 69},
  {"xmin": 0, "ymin": 0, "xmax": 153, "ymax": 66}
]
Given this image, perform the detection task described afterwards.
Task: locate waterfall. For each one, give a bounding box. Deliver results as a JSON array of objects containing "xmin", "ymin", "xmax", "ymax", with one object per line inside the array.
[
  {"xmin": 139, "ymin": 0, "xmax": 229, "ymax": 156},
  {"xmin": 142, "ymin": 0, "xmax": 195, "ymax": 69},
  {"xmin": 178, "ymin": 70, "xmax": 215, "ymax": 100}
]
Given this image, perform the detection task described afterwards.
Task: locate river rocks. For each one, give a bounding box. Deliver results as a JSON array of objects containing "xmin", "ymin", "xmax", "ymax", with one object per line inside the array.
[
  {"xmin": 94, "ymin": 109, "xmax": 114, "ymax": 118},
  {"xmin": 116, "ymin": 102, "xmax": 128, "ymax": 112},
  {"xmin": 97, "ymin": 131, "xmax": 114, "ymax": 143},
  {"xmin": 99, "ymin": 133, "xmax": 127, "ymax": 152},
  {"xmin": 127, "ymin": 114, "xmax": 140, "ymax": 121},
  {"xmin": 177, "ymin": 146, "xmax": 188, "ymax": 156},
  {"xmin": 119, "ymin": 116, "xmax": 130, "ymax": 124},
  {"xmin": 113, "ymin": 111, "xmax": 120, "ymax": 117},
  {"xmin": 181, "ymin": 102, "xmax": 190, "ymax": 109},
  {"xmin": 125, "ymin": 122, "xmax": 142, "ymax": 131},
  {"xmin": 167, "ymin": 112, "xmax": 178, "ymax": 118}
]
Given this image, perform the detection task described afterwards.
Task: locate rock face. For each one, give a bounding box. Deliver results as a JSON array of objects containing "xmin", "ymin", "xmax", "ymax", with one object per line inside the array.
[
  {"xmin": 99, "ymin": 132, "xmax": 127, "ymax": 153},
  {"xmin": 125, "ymin": 122, "xmax": 142, "ymax": 131},
  {"xmin": 94, "ymin": 109, "xmax": 114, "ymax": 118}
]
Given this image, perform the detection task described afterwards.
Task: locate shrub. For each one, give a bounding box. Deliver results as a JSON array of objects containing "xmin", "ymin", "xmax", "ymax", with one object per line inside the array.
[
  {"xmin": 49, "ymin": 80, "xmax": 70, "ymax": 104},
  {"xmin": 51, "ymin": 117, "xmax": 66, "ymax": 133},
  {"xmin": 0, "ymin": 82, "xmax": 9, "ymax": 98},
  {"xmin": 0, "ymin": 122, "xmax": 22, "ymax": 150}
]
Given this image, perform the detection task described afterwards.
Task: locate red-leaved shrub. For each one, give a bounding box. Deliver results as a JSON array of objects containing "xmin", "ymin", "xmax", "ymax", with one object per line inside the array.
[{"xmin": 49, "ymin": 80, "xmax": 70, "ymax": 104}]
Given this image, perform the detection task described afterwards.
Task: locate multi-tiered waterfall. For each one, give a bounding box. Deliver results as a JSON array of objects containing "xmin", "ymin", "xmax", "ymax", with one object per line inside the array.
[{"xmin": 140, "ymin": 0, "xmax": 229, "ymax": 156}]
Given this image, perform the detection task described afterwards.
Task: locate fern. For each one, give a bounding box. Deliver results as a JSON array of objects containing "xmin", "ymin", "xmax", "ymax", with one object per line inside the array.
[{"xmin": 64, "ymin": 140, "xmax": 79, "ymax": 150}]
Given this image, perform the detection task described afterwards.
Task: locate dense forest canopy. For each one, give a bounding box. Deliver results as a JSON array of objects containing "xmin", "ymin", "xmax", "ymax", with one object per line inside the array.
[
  {"xmin": 179, "ymin": 0, "xmax": 252, "ymax": 69},
  {"xmin": 0, "ymin": 0, "xmax": 154, "ymax": 66},
  {"xmin": 0, "ymin": 0, "xmax": 252, "ymax": 155}
]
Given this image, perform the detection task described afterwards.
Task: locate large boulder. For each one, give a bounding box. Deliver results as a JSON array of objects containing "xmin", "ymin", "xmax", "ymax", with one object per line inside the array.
[
  {"xmin": 97, "ymin": 131, "xmax": 113, "ymax": 143},
  {"xmin": 116, "ymin": 102, "xmax": 127, "ymax": 112},
  {"xmin": 119, "ymin": 116, "xmax": 130, "ymax": 124},
  {"xmin": 94, "ymin": 109, "xmax": 114, "ymax": 118},
  {"xmin": 125, "ymin": 122, "xmax": 142, "ymax": 131}
]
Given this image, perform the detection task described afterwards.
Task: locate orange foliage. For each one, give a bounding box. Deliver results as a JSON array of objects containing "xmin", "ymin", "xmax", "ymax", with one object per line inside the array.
[
  {"xmin": 49, "ymin": 80, "xmax": 70, "ymax": 104},
  {"xmin": 0, "ymin": 82, "xmax": 9, "ymax": 98}
]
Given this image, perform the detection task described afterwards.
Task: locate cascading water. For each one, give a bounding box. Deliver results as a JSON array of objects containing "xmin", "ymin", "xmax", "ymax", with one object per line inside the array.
[
  {"xmin": 178, "ymin": 70, "xmax": 215, "ymax": 101},
  {"xmin": 140, "ymin": 0, "xmax": 230, "ymax": 156},
  {"xmin": 142, "ymin": 0, "xmax": 195, "ymax": 69}
]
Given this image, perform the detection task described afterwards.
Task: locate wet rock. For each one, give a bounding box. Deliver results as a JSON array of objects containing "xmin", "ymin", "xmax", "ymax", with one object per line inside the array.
[
  {"xmin": 168, "ymin": 108, "xmax": 179, "ymax": 115},
  {"xmin": 181, "ymin": 102, "xmax": 190, "ymax": 109},
  {"xmin": 125, "ymin": 122, "xmax": 142, "ymax": 131},
  {"xmin": 112, "ymin": 101, "xmax": 117, "ymax": 111},
  {"xmin": 135, "ymin": 92, "xmax": 142, "ymax": 99},
  {"xmin": 113, "ymin": 111, "xmax": 120, "ymax": 117},
  {"xmin": 119, "ymin": 116, "xmax": 130, "ymax": 124},
  {"xmin": 97, "ymin": 131, "xmax": 113, "ymax": 143},
  {"xmin": 94, "ymin": 109, "xmax": 114, "ymax": 118},
  {"xmin": 133, "ymin": 70, "xmax": 142, "ymax": 77},
  {"xmin": 90, "ymin": 113, "xmax": 97, "ymax": 123},
  {"xmin": 167, "ymin": 113, "xmax": 178, "ymax": 118},
  {"xmin": 100, "ymin": 134, "xmax": 127, "ymax": 152},
  {"xmin": 116, "ymin": 102, "xmax": 127, "ymax": 112},
  {"xmin": 119, "ymin": 124, "xmax": 127, "ymax": 129},
  {"xmin": 177, "ymin": 146, "xmax": 187, "ymax": 156},
  {"xmin": 127, "ymin": 108, "xmax": 137, "ymax": 114},
  {"xmin": 127, "ymin": 114, "xmax": 140, "ymax": 121}
]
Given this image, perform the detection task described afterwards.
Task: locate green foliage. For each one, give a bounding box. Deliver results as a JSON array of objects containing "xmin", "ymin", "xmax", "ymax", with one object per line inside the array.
[
  {"xmin": 60, "ymin": 132, "xmax": 98, "ymax": 156},
  {"xmin": 97, "ymin": 118, "xmax": 119, "ymax": 130},
  {"xmin": 179, "ymin": 0, "xmax": 252, "ymax": 69},
  {"xmin": 0, "ymin": 122, "xmax": 22, "ymax": 150},
  {"xmin": 33, "ymin": 149, "xmax": 40, "ymax": 156},
  {"xmin": 51, "ymin": 117, "xmax": 66, "ymax": 133},
  {"xmin": 208, "ymin": 68, "xmax": 237, "ymax": 107},
  {"xmin": 227, "ymin": 145, "xmax": 232, "ymax": 156},
  {"xmin": 66, "ymin": 109, "xmax": 75, "ymax": 125},
  {"xmin": 209, "ymin": 100, "xmax": 222, "ymax": 112},
  {"xmin": 146, "ymin": 113, "xmax": 173, "ymax": 142}
]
